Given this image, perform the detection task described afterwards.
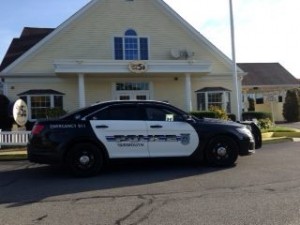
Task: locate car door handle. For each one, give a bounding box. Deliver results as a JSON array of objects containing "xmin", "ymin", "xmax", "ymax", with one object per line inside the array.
[
  {"xmin": 96, "ymin": 125, "xmax": 109, "ymax": 129},
  {"xmin": 150, "ymin": 125, "xmax": 163, "ymax": 129}
]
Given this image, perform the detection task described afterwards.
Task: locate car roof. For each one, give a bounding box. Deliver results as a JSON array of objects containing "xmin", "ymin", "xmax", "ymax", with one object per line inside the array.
[
  {"xmin": 91, "ymin": 100, "xmax": 169, "ymax": 106},
  {"xmin": 61, "ymin": 100, "xmax": 176, "ymax": 120}
]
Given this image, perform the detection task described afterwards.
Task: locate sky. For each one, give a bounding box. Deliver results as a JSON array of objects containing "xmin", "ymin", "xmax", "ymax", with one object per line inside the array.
[{"xmin": 0, "ymin": 0, "xmax": 299, "ymax": 78}]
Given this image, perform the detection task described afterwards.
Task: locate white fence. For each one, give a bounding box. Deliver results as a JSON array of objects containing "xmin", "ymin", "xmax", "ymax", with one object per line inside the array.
[{"xmin": 0, "ymin": 129, "xmax": 31, "ymax": 149}]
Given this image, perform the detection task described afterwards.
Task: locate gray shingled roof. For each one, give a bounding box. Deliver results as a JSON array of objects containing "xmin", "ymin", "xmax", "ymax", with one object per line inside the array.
[
  {"xmin": 195, "ymin": 87, "xmax": 231, "ymax": 92},
  {"xmin": 238, "ymin": 63, "xmax": 299, "ymax": 86},
  {"xmin": 18, "ymin": 89, "xmax": 64, "ymax": 96},
  {"xmin": 0, "ymin": 27, "xmax": 54, "ymax": 71}
]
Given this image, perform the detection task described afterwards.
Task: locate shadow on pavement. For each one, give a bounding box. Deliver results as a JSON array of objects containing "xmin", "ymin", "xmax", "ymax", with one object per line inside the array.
[{"xmin": 0, "ymin": 159, "xmax": 232, "ymax": 207}]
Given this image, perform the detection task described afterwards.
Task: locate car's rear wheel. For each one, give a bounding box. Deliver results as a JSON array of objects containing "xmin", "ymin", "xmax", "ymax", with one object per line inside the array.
[
  {"xmin": 66, "ymin": 143, "xmax": 103, "ymax": 177},
  {"xmin": 205, "ymin": 136, "xmax": 238, "ymax": 166}
]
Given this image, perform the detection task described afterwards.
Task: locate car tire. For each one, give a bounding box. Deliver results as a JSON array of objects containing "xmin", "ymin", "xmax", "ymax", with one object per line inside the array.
[
  {"xmin": 205, "ymin": 136, "xmax": 238, "ymax": 167},
  {"xmin": 66, "ymin": 143, "xmax": 103, "ymax": 177}
]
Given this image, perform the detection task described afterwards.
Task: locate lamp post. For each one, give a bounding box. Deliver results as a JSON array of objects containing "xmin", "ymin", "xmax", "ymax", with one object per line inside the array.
[{"xmin": 229, "ymin": 0, "xmax": 241, "ymax": 121}]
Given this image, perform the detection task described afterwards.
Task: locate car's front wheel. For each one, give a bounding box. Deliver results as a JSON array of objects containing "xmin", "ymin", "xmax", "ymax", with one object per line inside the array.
[
  {"xmin": 66, "ymin": 143, "xmax": 103, "ymax": 177},
  {"xmin": 205, "ymin": 136, "xmax": 238, "ymax": 167}
]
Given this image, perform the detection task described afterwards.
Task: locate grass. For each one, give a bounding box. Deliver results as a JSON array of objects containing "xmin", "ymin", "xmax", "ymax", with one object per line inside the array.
[
  {"xmin": 261, "ymin": 126, "xmax": 300, "ymax": 133},
  {"xmin": 0, "ymin": 146, "xmax": 26, "ymax": 152},
  {"xmin": 0, "ymin": 147, "xmax": 27, "ymax": 161}
]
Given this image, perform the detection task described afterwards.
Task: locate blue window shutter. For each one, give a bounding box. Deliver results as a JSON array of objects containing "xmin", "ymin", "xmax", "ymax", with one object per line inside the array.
[
  {"xmin": 140, "ymin": 38, "xmax": 148, "ymax": 60},
  {"xmin": 114, "ymin": 37, "xmax": 123, "ymax": 60}
]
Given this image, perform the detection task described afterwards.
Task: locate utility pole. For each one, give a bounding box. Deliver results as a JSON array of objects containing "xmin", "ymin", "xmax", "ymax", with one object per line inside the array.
[{"xmin": 229, "ymin": 0, "xmax": 241, "ymax": 121}]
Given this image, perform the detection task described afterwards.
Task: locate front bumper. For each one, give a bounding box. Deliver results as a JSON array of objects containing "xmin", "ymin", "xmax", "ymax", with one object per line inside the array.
[{"xmin": 239, "ymin": 139, "xmax": 255, "ymax": 156}]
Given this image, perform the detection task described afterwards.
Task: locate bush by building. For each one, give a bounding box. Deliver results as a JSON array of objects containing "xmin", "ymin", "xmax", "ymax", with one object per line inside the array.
[
  {"xmin": 283, "ymin": 88, "xmax": 300, "ymax": 122},
  {"xmin": 242, "ymin": 111, "xmax": 272, "ymax": 122}
]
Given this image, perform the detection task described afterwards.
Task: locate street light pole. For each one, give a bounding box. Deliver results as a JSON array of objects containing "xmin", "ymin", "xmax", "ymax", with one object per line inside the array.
[{"xmin": 229, "ymin": 0, "xmax": 241, "ymax": 121}]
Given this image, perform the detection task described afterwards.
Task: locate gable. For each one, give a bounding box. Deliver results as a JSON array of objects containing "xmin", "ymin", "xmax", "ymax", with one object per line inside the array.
[{"xmin": 2, "ymin": 0, "xmax": 235, "ymax": 75}]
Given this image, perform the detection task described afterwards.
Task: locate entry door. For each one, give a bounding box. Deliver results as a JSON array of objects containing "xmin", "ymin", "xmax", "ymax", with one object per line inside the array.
[{"xmin": 117, "ymin": 91, "xmax": 149, "ymax": 100}]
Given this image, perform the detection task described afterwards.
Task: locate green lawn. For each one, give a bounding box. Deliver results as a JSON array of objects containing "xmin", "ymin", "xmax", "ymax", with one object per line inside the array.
[{"xmin": 262, "ymin": 126, "xmax": 300, "ymax": 133}]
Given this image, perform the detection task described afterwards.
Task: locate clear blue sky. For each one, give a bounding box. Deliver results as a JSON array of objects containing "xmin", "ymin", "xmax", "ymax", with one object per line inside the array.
[{"xmin": 1, "ymin": 0, "xmax": 299, "ymax": 78}]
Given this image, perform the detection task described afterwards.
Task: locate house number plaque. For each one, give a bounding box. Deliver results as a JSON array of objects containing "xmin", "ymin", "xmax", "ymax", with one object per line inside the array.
[{"xmin": 128, "ymin": 61, "xmax": 148, "ymax": 73}]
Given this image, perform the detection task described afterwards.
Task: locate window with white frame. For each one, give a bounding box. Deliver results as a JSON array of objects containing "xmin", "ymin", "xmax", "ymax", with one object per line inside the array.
[
  {"xmin": 114, "ymin": 29, "xmax": 149, "ymax": 60},
  {"xmin": 255, "ymin": 93, "xmax": 264, "ymax": 104},
  {"xmin": 196, "ymin": 87, "xmax": 231, "ymax": 113},
  {"xmin": 116, "ymin": 82, "xmax": 149, "ymax": 91},
  {"xmin": 0, "ymin": 82, "xmax": 3, "ymax": 95},
  {"xmin": 18, "ymin": 90, "xmax": 64, "ymax": 120}
]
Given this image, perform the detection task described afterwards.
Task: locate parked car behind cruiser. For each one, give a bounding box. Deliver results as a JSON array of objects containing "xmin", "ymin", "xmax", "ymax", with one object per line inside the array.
[{"xmin": 27, "ymin": 100, "xmax": 261, "ymax": 176}]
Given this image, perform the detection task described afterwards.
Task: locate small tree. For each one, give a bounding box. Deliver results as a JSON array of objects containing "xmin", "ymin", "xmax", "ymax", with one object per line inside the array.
[
  {"xmin": 283, "ymin": 88, "xmax": 300, "ymax": 122},
  {"xmin": 208, "ymin": 105, "xmax": 228, "ymax": 120},
  {"xmin": 247, "ymin": 97, "xmax": 255, "ymax": 111},
  {"xmin": 46, "ymin": 108, "xmax": 67, "ymax": 119}
]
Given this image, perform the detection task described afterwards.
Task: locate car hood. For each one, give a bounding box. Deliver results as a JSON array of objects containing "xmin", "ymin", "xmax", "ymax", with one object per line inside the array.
[{"xmin": 197, "ymin": 117, "xmax": 243, "ymax": 128}]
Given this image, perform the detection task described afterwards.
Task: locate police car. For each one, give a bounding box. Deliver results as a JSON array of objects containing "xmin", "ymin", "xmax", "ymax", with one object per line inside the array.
[{"xmin": 27, "ymin": 100, "xmax": 261, "ymax": 176}]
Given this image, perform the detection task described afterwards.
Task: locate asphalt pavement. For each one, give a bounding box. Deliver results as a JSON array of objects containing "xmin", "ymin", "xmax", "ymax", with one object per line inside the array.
[{"xmin": 1, "ymin": 142, "xmax": 300, "ymax": 225}]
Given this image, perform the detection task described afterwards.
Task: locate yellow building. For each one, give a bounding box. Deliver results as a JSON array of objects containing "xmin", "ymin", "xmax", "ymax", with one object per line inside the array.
[
  {"xmin": 239, "ymin": 63, "xmax": 299, "ymax": 122},
  {"xmin": 0, "ymin": 0, "xmax": 245, "ymax": 123}
]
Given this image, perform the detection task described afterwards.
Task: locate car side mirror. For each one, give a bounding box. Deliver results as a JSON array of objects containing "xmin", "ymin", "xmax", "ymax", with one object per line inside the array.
[{"xmin": 183, "ymin": 114, "xmax": 196, "ymax": 123}]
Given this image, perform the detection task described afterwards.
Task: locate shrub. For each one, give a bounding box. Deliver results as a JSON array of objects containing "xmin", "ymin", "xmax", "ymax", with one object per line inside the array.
[
  {"xmin": 46, "ymin": 108, "xmax": 67, "ymax": 119},
  {"xmin": 283, "ymin": 88, "xmax": 300, "ymax": 122},
  {"xmin": 190, "ymin": 111, "xmax": 216, "ymax": 119},
  {"xmin": 242, "ymin": 111, "xmax": 272, "ymax": 121},
  {"xmin": 247, "ymin": 97, "xmax": 255, "ymax": 111},
  {"xmin": 257, "ymin": 118, "xmax": 273, "ymax": 130},
  {"xmin": 208, "ymin": 105, "xmax": 228, "ymax": 120},
  {"xmin": 227, "ymin": 114, "xmax": 236, "ymax": 122},
  {"xmin": 190, "ymin": 106, "xmax": 229, "ymax": 121}
]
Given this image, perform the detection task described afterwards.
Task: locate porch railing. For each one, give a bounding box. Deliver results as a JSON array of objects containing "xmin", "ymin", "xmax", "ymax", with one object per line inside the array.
[{"xmin": 0, "ymin": 129, "xmax": 31, "ymax": 149}]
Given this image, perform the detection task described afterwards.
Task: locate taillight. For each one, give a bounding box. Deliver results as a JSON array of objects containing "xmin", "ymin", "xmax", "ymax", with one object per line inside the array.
[{"xmin": 31, "ymin": 124, "xmax": 45, "ymax": 135}]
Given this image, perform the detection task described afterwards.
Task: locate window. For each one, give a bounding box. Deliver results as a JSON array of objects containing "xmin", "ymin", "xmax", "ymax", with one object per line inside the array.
[
  {"xmin": 136, "ymin": 95, "xmax": 147, "ymax": 100},
  {"xmin": 114, "ymin": 29, "xmax": 149, "ymax": 60},
  {"xmin": 31, "ymin": 96, "xmax": 51, "ymax": 120},
  {"xmin": 30, "ymin": 95, "xmax": 63, "ymax": 120},
  {"xmin": 116, "ymin": 82, "xmax": 149, "ymax": 91},
  {"xmin": 0, "ymin": 82, "xmax": 3, "ymax": 95},
  {"xmin": 196, "ymin": 87, "xmax": 231, "ymax": 113},
  {"xmin": 208, "ymin": 93, "xmax": 223, "ymax": 109},
  {"xmin": 255, "ymin": 93, "xmax": 264, "ymax": 104},
  {"xmin": 91, "ymin": 105, "xmax": 140, "ymax": 120},
  {"xmin": 18, "ymin": 90, "xmax": 64, "ymax": 121},
  {"xmin": 145, "ymin": 107, "xmax": 183, "ymax": 122}
]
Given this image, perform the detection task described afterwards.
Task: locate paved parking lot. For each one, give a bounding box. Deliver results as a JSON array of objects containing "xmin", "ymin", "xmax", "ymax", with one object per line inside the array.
[{"xmin": 1, "ymin": 142, "xmax": 300, "ymax": 225}]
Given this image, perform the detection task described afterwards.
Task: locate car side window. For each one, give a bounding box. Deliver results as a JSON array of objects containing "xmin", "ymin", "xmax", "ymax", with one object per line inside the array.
[
  {"xmin": 90, "ymin": 105, "xmax": 141, "ymax": 120},
  {"xmin": 145, "ymin": 107, "xmax": 183, "ymax": 122}
]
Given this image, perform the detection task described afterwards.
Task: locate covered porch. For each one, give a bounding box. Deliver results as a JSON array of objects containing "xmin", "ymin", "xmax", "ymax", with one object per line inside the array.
[{"xmin": 54, "ymin": 59, "xmax": 212, "ymax": 112}]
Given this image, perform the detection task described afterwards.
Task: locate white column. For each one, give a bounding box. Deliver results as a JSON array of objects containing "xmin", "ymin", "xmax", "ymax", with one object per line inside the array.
[
  {"xmin": 184, "ymin": 73, "xmax": 192, "ymax": 112},
  {"xmin": 2, "ymin": 81, "xmax": 8, "ymax": 96},
  {"xmin": 78, "ymin": 73, "xmax": 86, "ymax": 108}
]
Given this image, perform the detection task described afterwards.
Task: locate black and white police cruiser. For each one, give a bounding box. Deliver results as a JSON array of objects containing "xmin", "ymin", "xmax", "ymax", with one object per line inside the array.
[{"xmin": 27, "ymin": 100, "xmax": 261, "ymax": 176}]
